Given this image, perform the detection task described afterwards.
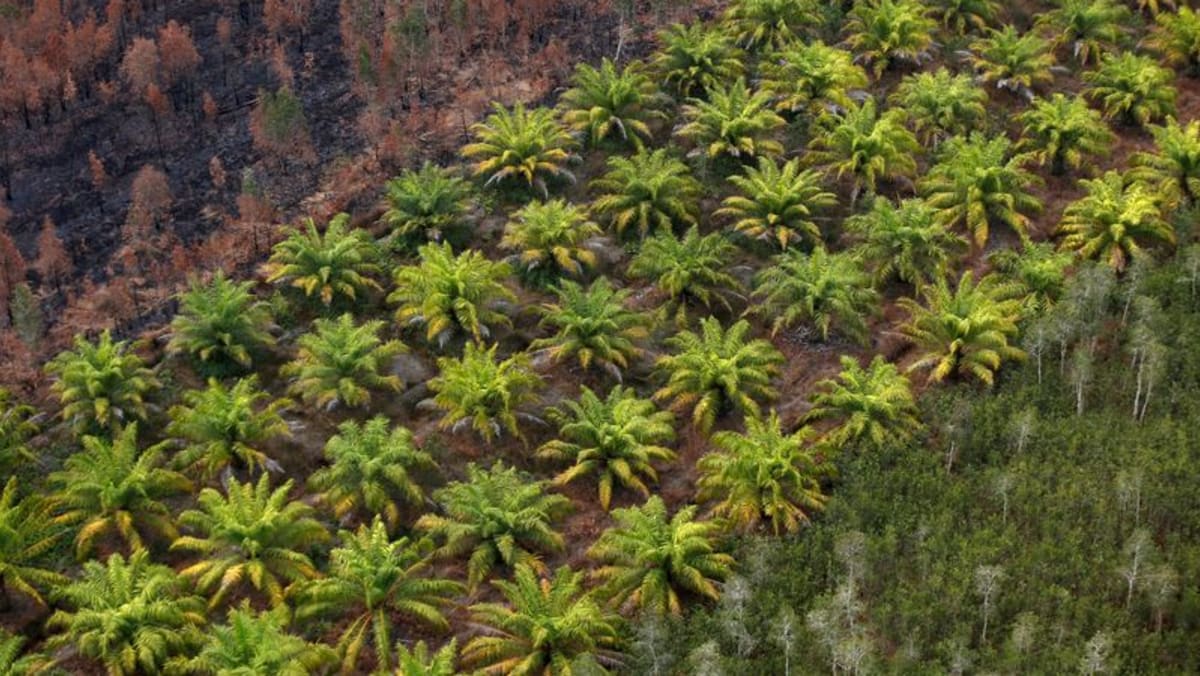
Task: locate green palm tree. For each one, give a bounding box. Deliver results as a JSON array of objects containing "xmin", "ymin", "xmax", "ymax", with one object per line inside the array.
[
  {"xmin": 1037, "ymin": 0, "xmax": 1129, "ymax": 66},
  {"xmin": 538, "ymin": 386, "xmax": 675, "ymax": 510},
  {"xmin": 1084, "ymin": 52, "xmax": 1176, "ymax": 127},
  {"xmin": 416, "ymin": 462, "xmax": 570, "ymax": 590},
  {"xmin": 716, "ymin": 156, "xmax": 836, "ymax": 250},
  {"xmin": 653, "ymin": 23, "xmax": 745, "ymax": 99},
  {"xmin": 899, "ymin": 271, "xmax": 1026, "ymax": 385},
  {"xmin": 50, "ymin": 425, "xmax": 190, "ymax": 559},
  {"xmin": 844, "ymin": 0, "xmax": 938, "ymax": 77},
  {"xmin": 388, "ymin": 640, "xmax": 458, "ymax": 676},
  {"xmin": 462, "ymin": 102, "xmax": 576, "ymax": 198},
  {"xmin": 430, "ymin": 343, "xmax": 542, "ymax": 442},
  {"xmin": 389, "ymin": 242, "xmax": 516, "ymax": 347},
  {"xmin": 628, "ymin": 227, "xmax": 742, "ymax": 322},
  {"xmin": 891, "ymin": 69, "xmax": 988, "ymax": 144},
  {"xmin": 1058, "ymin": 171, "xmax": 1175, "ymax": 271},
  {"xmin": 920, "ymin": 133, "xmax": 1043, "ymax": 249},
  {"xmin": 588, "ymin": 496, "xmax": 732, "ymax": 615},
  {"xmin": 172, "ymin": 475, "xmax": 329, "ymax": 608},
  {"xmin": 846, "ymin": 197, "xmax": 966, "ymax": 287},
  {"xmin": 989, "ymin": 241, "xmax": 1075, "ymax": 314},
  {"xmin": 46, "ymin": 551, "xmax": 204, "ymax": 676},
  {"xmin": 1152, "ymin": 7, "xmax": 1200, "ymax": 76},
  {"xmin": 751, "ymin": 247, "xmax": 878, "ymax": 343},
  {"xmin": 381, "ymin": 162, "xmax": 473, "ymax": 247},
  {"xmin": 1132, "ymin": 117, "xmax": 1200, "ymax": 207},
  {"xmin": 168, "ymin": 376, "xmax": 291, "ymax": 480},
  {"xmin": 281, "ymin": 314, "xmax": 404, "ymax": 410},
  {"xmin": 45, "ymin": 330, "xmax": 160, "ymax": 435},
  {"xmin": 676, "ymin": 78, "xmax": 785, "ymax": 161},
  {"xmin": 176, "ymin": 601, "xmax": 335, "ymax": 676},
  {"xmin": 968, "ymin": 25, "xmax": 1056, "ymax": 98},
  {"xmin": 0, "ymin": 631, "xmax": 52, "ymax": 676},
  {"xmin": 929, "ymin": 0, "xmax": 1001, "ymax": 34},
  {"xmin": 654, "ymin": 318, "xmax": 783, "ymax": 433},
  {"xmin": 168, "ymin": 271, "xmax": 276, "ymax": 375},
  {"xmin": 0, "ymin": 478, "xmax": 65, "ymax": 608},
  {"xmin": 1017, "ymin": 93, "xmax": 1114, "ymax": 175},
  {"xmin": 760, "ymin": 40, "xmax": 868, "ymax": 117},
  {"xmin": 806, "ymin": 355, "xmax": 922, "ymax": 451},
  {"xmin": 462, "ymin": 564, "xmax": 623, "ymax": 676},
  {"xmin": 698, "ymin": 411, "xmax": 831, "ymax": 534},
  {"xmin": 0, "ymin": 388, "xmax": 36, "ymax": 472},
  {"xmin": 500, "ymin": 199, "xmax": 603, "ymax": 285},
  {"xmin": 724, "ymin": 0, "xmax": 818, "ymax": 50},
  {"xmin": 560, "ymin": 59, "xmax": 667, "ymax": 150},
  {"xmin": 264, "ymin": 213, "xmax": 383, "ymax": 309},
  {"xmin": 297, "ymin": 518, "xmax": 463, "ymax": 673},
  {"xmin": 531, "ymin": 279, "xmax": 649, "ymax": 378},
  {"xmin": 590, "ymin": 149, "xmax": 701, "ymax": 239},
  {"xmin": 809, "ymin": 98, "xmax": 920, "ymax": 204},
  {"xmin": 309, "ymin": 416, "xmax": 435, "ymax": 531}
]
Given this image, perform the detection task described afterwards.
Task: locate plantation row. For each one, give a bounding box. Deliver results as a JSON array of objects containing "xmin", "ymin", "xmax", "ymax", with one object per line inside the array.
[{"xmin": 5, "ymin": 0, "xmax": 1200, "ymax": 673}]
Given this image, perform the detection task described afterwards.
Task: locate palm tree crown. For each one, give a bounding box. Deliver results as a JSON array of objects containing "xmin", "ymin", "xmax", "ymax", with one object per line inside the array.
[
  {"xmin": 751, "ymin": 246, "xmax": 879, "ymax": 343},
  {"xmin": 0, "ymin": 478, "xmax": 66, "ymax": 608},
  {"xmin": 968, "ymin": 25, "xmax": 1056, "ymax": 98},
  {"xmin": 0, "ymin": 388, "xmax": 36, "ymax": 472},
  {"xmin": 560, "ymin": 59, "xmax": 666, "ymax": 150},
  {"xmin": 891, "ymin": 68, "xmax": 988, "ymax": 144},
  {"xmin": 716, "ymin": 156, "xmax": 836, "ymax": 250},
  {"xmin": 281, "ymin": 314, "xmax": 404, "ymax": 410},
  {"xmin": 590, "ymin": 149, "xmax": 701, "ymax": 239},
  {"xmin": 264, "ymin": 213, "xmax": 383, "ymax": 309},
  {"xmin": 809, "ymin": 97, "xmax": 919, "ymax": 204},
  {"xmin": 846, "ymin": 197, "xmax": 966, "ymax": 288},
  {"xmin": 724, "ymin": 0, "xmax": 819, "ymax": 50},
  {"xmin": 1017, "ymin": 93, "xmax": 1114, "ymax": 176},
  {"xmin": 1132, "ymin": 117, "xmax": 1200, "ymax": 208},
  {"xmin": 844, "ymin": 0, "xmax": 938, "ymax": 77},
  {"xmin": 531, "ymin": 279, "xmax": 649, "ymax": 378},
  {"xmin": 1084, "ymin": 52, "xmax": 1176, "ymax": 127},
  {"xmin": 653, "ymin": 23, "xmax": 745, "ymax": 99},
  {"xmin": 676, "ymin": 78, "xmax": 785, "ymax": 161},
  {"xmin": 179, "ymin": 601, "xmax": 335, "ymax": 676},
  {"xmin": 500, "ymin": 199, "xmax": 603, "ymax": 285},
  {"xmin": 806, "ymin": 355, "xmax": 923, "ymax": 451},
  {"xmin": 429, "ymin": 343, "xmax": 542, "ymax": 442},
  {"xmin": 45, "ymin": 330, "xmax": 160, "ymax": 435},
  {"xmin": 381, "ymin": 162, "xmax": 473, "ymax": 247},
  {"xmin": 628, "ymin": 227, "xmax": 742, "ymax": 322},
  {"xmin": 462, "ymin": 102, "xmax": 576, "ymax": 198},
  {"xmin": 760, "ymin": 40, "xmax": 867, "ymax": 117},
  {"xmin": 168, "ymin": 271, "xmax": 276, "ymax": 375},
  {"xmin": 1058, "ymin": 171, "xmax": 1175, "ymax": 271},
  {"xmin": 168, "ymin": 375, "xmax": 291, "ymax": 480}
]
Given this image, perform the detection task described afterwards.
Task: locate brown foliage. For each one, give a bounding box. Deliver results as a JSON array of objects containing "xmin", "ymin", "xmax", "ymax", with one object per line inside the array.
[
  {"xmin": 202, "ymin": 91, "xmax": 219, "ymax": 122},
  {"xmin": 158, "ymin": 20, "xmax": 202, "ymax": 86},
  {"xmin": 264, "ymin": 0, "xmax": 312, "ymax": 38},
  {"xmin": 125, "ymin": 164, "xmax": 172, "ymax": 243},
  {"xmin": 209, "ymin": 156, "xmax": 227, "ymax": 189},
  {"xmin": 34, "ymin": 216, "xmax": 72, "ymax": 291},
  {"xmin": 120, "ymin": 36, "xmax": 160, "ymax": 95},
  {"xmin": 88, "ymin": 150, "xmax": 109, "ymax": 190}
]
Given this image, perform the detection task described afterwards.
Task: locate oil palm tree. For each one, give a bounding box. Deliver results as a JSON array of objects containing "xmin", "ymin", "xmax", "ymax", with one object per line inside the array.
[
  {"xmin": 1037, "ymin": 0, "xmax": 1130, "ymax": 66},
  {"xmin": 389, "ymin": 242, "xmax": 516, "ymax": 347},
  {"xmin": 1152, "ymin": 7, "xmax": 1200, "ymax": 76},
  {"xmin": 168, "ymin": 271, "xmax": 276, "ymax": 375},
  {"xmin": 698, "ymin": 411, "xmax": 831, "ymax": 534},
  {"xmin": 628, "ymin": 227, "xmax": 742, "ymax": 322},
  {"xmin": 176, "ymin": 601, "xmax": 335, "ymax": 675},
  {"xmin": 560, "ymin": 59, "xmax": 667, "ymax": 150},
  {"xmin": 654, "ymin": 318, "xmax": 783, "ymax": 433},
  {"xmin": 968, "ymin": 25, "xmax": 1057, "ymax": 98},
  {"xmin": 929, "ymin": 0, "xmax": 1002, "ymax": 34},
  {"xmin": 429, "ymin": 343, "xmax": 542, "ymax": 442},
  {"xmin": 845, "ymin": 197, "xmax": 966, "ymax": 287},
  {"xmin": 0, "ymin": 478, "xmax": 65, "ymax": 609},
  {"xmin": 462, "ymin": 564, "xmax": 624, "ymax": 675},
  {"xmin": 806, "ymin": 355, "xmax": 922, "ymax": 451},
  {"xmin": 1017, "ymin": 93, "xmax": 1114, "ymax": 175},
  {"xmin": 50, "ymin": 425, "xmax": 190, "ymax": 559},
  {"xmin": 724, "ymin": 0, "xmax": 819, "ymax": 50},
  {"xmin": 676, "ymin": 78, "xmax": 785, "ymax": 161},
  {"xmin": 281, "ymin": 314, "xmax": 404, "ymax": 410},
  {"xmin": 588, "ymin": 496, "xmax": 732, "ymax": 615},
  {"xmin": 808, "ymin": 97, "xmax": 920, "ymax": 205},
  {"xmin": 297, "ymin": 518, "xmax": 463, "ymax": 673},
  {"xmin": 844, "ymin": 0, "xmax": 938, "ymax": 78},
  {"xmin": 989, "ymin": 241, "xmax": 1076, "ymax": 314},
  {"xmin": 46, "ymin": 551, "xmax": 205, "ymax": 676},
  {"xmin": 264, "ymin": 213, "xmax": 383, "ymax": 309},
  {"xmin": 0, "ymin": 631, "xmax": 52, "ymax": 676},
  {"xmin": 168, "ymin": 376, "xmax": 291, "ymax": 480},
  {"xmin": 308, "ymin": 416, "xmax": 435, "ymax": 531},
  {"xmin": 172, "ymin": 475, "xmax": 329, "ymax": 609},
  {"xmin": 1058, "ymin": 171, "xmax": 1175, "ymax": 271},
  {"xmin": 891, "ymin": 69, "xmax": 988, "ymax": 145},
  {"xmin": 388, "ymin": 640, "xmax": 458, "ymax": 676},
  {"xmin": 538, "ymin": 386, "xmax": 675, "ymax": 510},
  {"xmin": 590, "ymin": 149, "xmax": 701, "ymax": 239},
  {"xmin": 716, "ymin": 156, "xmax": 836, "ymax": 250},
  {"xmin": 920, "ymin": 133, "xmax": 1042, "ymax": 249},
  {"xmin": 760, "ymin": 40, "xmax": 868, "ymax": 117},
  {"xmin": 899, "ymin": 271, "xmax": 1026, "ymax": 385},
  {"xmin": 1083, "ymin": 52, "xmax": 1176, "ymax": 127},
  {"xmin": 531, "ymin": 279, "xmax": 649, "ymax": 378},
  {"xmin": 0, "ymin": 388, "xmax": 35, "ymax": 472},
  {"xmin": 416, "ymin": 462, "xmax": 570, "ymax": 590},
  {"xmin": 462, "ymin": 102, "xmax": 576, "ymax": 198},
  {"xmin": 751, "ymin": 247, "xmax": 879, "ymax": 343},
  {"xmin": 45, "ymin": 330, "xmax": 160, "ymax": 435},
  {"xmin": 1132, "ymin": 117, "xmax": 1200, "ymax": 208},
  {"xmin": 653, "ymin": 23, "xmax": 745, "ymax": 99},
  {"xmin": 381, "ymin": 162, "xmax": 473, "ymax": 247},
  {"xmin": 500, "ymin": 199, "xmax": 603, "ymax": 286}
]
